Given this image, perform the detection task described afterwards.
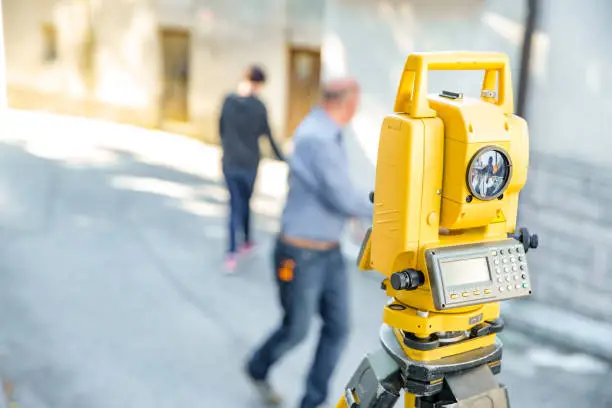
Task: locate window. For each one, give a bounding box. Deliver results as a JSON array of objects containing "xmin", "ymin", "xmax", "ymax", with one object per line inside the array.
[{"xmin": 42, "ymin": 23, "xmax": 57, "ymax": 62}]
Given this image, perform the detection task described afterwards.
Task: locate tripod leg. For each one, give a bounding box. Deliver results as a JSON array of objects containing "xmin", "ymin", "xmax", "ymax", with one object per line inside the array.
[
  {"xmin": 403, "ymin": 393, "xmax": 417, "ymax": 408},
  {"xmin": 446, "ymin": 364, "xmax": 510, "ymax": 408},
  {"xmin": 335, "ymin": 347, "xmax": 403, "ymax": 408}
]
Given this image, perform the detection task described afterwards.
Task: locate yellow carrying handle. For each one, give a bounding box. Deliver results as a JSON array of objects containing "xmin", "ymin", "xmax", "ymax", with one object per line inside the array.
[{"xmin": 393, "ymin": 51, "xmax": 514, "ymax": 118}]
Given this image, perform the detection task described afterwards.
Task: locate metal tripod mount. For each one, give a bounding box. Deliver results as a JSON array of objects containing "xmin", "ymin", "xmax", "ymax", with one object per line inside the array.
[{"xmin": 342, "ymin": 323, "xmax": 510, "ymax": 408}]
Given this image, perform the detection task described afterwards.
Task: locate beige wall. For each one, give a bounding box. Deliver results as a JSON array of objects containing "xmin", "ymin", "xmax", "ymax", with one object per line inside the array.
[
  {"xmin": 288, "ymin": 0, "xmax": 324, "ymax": 48},
  {"xmin": 2, "ymin": 0, "xmax": 324, "ymax": 145},
  {"xmin": 92, "ymin": 0, "xmax": 162, "ymax": 126},
  {"xmin": 187, "ymin": 0, "xmax": 289, "ymax": 144},
  {"xmin": 4, "ymin": 0, "xmax": 57, "ymax": 90},
  {"xmin": 4, "ymin": 0, "xmax": 162, "ymax": 126},
  {"xmin": 188, "ymin": 0, "xmax": 323, "ymax": 145},
  {"xmin": 0, "ymin": 0, "xmax": 8, "ymax": 109}
]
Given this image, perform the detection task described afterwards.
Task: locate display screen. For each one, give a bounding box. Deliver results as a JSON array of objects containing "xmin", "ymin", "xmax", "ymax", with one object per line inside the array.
[{"xmin": 440, "ymin": 257, "xmax": 491, "ymax": 287}]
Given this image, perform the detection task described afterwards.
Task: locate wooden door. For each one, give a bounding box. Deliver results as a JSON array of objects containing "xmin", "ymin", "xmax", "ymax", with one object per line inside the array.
[
  {"xmin": 160, "ymin": 28, "xmax": 190, "ymax": 123},
  {"xmin": 286, "ymin": 47, "xmax": 321, "ymax": 137}
]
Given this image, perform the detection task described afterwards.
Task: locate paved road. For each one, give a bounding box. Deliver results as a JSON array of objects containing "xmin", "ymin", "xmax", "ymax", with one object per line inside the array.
[{"xmin": 0, "ymin": 111, "xmax": 611, "ymax": 408}]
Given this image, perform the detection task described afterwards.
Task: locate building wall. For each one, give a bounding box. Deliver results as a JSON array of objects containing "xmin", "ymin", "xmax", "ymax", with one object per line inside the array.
[
  {"xmin": 2, "ymin": 0, "xmax": 324, "ymax": 145},
  {"xmin": 287, "ymin": 0, "xmax": 324, "ymax": 48},
  {"xmin": 324, "ymin": 0, "xmax": 612, "ymax": 324},
  {"xmin": 0, "ymin": 0, "xmax": 8, "ymax": 109},
  {"xmin": 518, "ymin": 0, "xmax": 612, "ymax": 323},
  {"xmin": 4, "ymin": 0, "xmax": 162, "ymax": 127},
  {"xmin": 188, "ymin": 0, "xmax": 324, "ymax": 146},
  {"xmin": 184, "ymin": 0, "xmax": 288, "ymax": 144}
]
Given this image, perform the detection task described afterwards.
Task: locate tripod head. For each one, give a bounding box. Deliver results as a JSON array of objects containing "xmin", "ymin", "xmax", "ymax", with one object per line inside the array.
[{"xmin": 358, "ymin": 51, "xmax": 537, "ymax": 314}]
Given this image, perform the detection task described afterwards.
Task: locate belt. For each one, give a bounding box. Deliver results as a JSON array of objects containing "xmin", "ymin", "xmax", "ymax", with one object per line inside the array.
[{"xmin": 280, "ymin": 235, "xmax": 339, "ymax": 251}]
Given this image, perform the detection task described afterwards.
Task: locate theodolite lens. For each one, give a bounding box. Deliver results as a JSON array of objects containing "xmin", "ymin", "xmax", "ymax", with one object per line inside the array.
[{"xmin": 467, "ymin": 147, "xmax": 511, "ymax": 201}]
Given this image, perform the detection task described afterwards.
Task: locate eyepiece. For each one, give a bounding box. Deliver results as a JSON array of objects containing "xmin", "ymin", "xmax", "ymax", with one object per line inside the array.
[{"xmin": 390, "ymin": 269, "xmax": 425, "ymax": 291}]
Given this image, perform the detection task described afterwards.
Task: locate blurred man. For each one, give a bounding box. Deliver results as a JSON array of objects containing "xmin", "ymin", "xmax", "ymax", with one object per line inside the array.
[
  {"xmin": 245, "ymin": 78, "xmax": 372, "ymax": 408},
  {"xmin": 219, "ymin": 65, "xmax": 285, "ymax": 273}
]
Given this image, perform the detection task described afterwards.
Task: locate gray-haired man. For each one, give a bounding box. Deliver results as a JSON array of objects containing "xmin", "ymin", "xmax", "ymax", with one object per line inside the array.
[{"xmin": 245, "ymin": 78, "xmax": 373, "ymax": 408}]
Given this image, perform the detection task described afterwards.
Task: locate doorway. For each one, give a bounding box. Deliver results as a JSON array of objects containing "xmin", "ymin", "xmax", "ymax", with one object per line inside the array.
[
  {"xmin": 286, "ymin": 47, "xmax": 321, "ymax": 137},
  {"xmin": 159, "ymin": 28, "xmax": 190, "ymax": 124}
]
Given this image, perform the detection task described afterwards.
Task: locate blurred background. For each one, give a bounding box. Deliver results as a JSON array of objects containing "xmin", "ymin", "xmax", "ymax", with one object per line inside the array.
[{"xmin": 1, "ymin": 0, "xmax": 612, "ymax": 407}]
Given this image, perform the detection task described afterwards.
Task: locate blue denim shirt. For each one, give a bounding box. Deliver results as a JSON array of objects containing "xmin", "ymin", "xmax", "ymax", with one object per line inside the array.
[{"xmin": 281, "ymin": 107, "xmax": 373, "ymax": 242}]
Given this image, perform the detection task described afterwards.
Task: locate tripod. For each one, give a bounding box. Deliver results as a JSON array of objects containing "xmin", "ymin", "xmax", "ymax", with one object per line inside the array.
[{"xmin": 335, "ymin": 305, "xmax": 510, "ymax": 408}]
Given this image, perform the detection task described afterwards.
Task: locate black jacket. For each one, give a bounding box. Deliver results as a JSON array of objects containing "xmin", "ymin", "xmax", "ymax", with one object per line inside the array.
[{"xmin": 219, "ymin": 93, "xmax": 284, "ymax": 170}]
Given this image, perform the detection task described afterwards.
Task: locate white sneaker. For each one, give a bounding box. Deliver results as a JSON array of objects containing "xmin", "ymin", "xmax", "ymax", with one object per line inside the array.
[{"xmin": 244, "ymin": 367, "xmax": 283, "ymax": 406}]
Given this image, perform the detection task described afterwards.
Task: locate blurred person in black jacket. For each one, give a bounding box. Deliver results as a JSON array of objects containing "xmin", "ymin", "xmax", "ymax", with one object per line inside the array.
[{"xmin": 219, "ymin": 65, "xmax": 285, "ymax": 273}]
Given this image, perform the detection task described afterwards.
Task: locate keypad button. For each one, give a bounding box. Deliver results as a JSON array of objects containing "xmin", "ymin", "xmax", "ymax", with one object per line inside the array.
[
  {"xmin": 499, "ymin": 286, "xmax": 504, "ymax": 292},
  {"xmin": 515, "ymin": 284, "xmax": 521, "ymax": 289},
  {"xmin": 522, "ymin": 283, "xmax": 529, "ymax": 289},
  {"xmin": 505, "ymin": 276, "xmax": 510, "ymax": 282},
  {"xmin": 494, "ymin": 259, "xmax": 500, "ymax": 265},
  {"xmin": 450, "ymin": 294, "xmax": 458, "ymax": 299},
  {"xmin": 518, "ymin": 256, "xmax": 524, "ymax": 261},
  {"xmin": 504, "ymin": 267, "xmax": 510, "ymax": 273},
  {"xmin": 492, "ymin": 250, "xmax": 497, "ymax": 256},
  {"xmin": 510, "ymin": 257, "xmax": 516, "ymax": 263},
  {"xmin": 496, "ymin": 268, "xmax": 501, "ymax": 274},
  {"xmin": 513, "ymin": 275, "xmax": 519, "ymax": 280},
  {"xmin": 473, "ymin": 290, "xmax": 480, "ymax": 295},
  {"xmin": 507, "ymin": 285, "xmax": 512, "ymax": 290},
  {"xmin": 520, "ymin": 265, "xmax": 526, "ymax": 271},
  {"xmin": 484, "ymin": 289, "xmax": 491, "ymax": 294},
  {"xmin": 508, "ymin": 248, "xmax": 514, "ymax": 254},
  {"xmin": 512, "ymin": 266, "xmax": 518, "ymax": 271},
  {"xmin": 500, "ymin": 249, "xmax": 505, "ymax": 255},
  {"xmin": 503, "ymin": 259, "xmax": 508, "ymax": 264},
  {"xmin": 462, "ymin": 292, "xmax": 469, "ymax": 297},
  {"xmin": 497, "ymin": 278, "xmax": 502, "ymax": 283}
]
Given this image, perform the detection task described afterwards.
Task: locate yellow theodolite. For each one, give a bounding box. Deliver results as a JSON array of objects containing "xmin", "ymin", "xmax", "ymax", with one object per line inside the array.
[{"xmin": 337, "ymin": 52, "xmax": 539, "ymax": 408}]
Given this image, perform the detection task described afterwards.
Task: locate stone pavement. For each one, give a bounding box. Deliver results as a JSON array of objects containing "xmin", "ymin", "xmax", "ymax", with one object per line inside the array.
[{"xmin": 0, "ymin": 110, "xmax": 611, "ymax": 408}]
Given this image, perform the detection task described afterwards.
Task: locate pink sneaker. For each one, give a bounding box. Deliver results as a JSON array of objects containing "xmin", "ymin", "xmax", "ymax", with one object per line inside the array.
[
  {"xmin": 224, "ymin": 254, "xmax": 238, "ymax": 273},
  {"xmin": 239, "ymin": 242, "xmax": 257, "ymax": 256}
]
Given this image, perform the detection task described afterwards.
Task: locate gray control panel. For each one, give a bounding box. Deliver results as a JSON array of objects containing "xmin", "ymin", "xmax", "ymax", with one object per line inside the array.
[{"xmin": 425, "ymin": 239, "xmax": 531, "ymax": 310}]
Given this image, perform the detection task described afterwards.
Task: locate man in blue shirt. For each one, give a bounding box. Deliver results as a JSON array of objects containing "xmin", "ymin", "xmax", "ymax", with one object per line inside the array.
[{"xmin": 245, "ymin": 78, "xmax": 372, "ymax": 408}]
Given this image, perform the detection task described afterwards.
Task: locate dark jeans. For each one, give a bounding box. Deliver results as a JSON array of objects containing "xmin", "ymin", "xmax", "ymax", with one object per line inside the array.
[
  {"xmin": 222, "ymin": 166, "xmax": 258, "ymax": 254},
  {"xmin": 247, "ymin": 237, "xmax": 350, "ymax": 408}
]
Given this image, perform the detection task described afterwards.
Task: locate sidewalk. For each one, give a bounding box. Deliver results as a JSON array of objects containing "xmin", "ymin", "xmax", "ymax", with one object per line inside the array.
[
  {"xmin": 502, "ymin": 300, "xmax": 612, "ymax": 363},
  {"xmin": 0, "ymin": 109, "xmax": 610, "ymax": 408}
]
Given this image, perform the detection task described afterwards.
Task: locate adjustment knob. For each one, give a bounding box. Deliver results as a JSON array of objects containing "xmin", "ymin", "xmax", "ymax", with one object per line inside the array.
[
  {"xmin": 390, "ymin": 270, "xmax": 425, "ymax": 291},
  {"xmin": 369, "ymin": 191, "xmax": 375, "ymax": 203},
  {"xmin": 530, "ymin": 233, "xmax": 539, "ymax": 249},
  {"xmin": 509, "ymin": 227, "xmax": 539, "ymax": 253}
]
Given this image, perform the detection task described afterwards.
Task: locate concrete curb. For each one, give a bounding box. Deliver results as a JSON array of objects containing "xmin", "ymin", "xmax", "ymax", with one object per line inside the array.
[{"xmin": 501, "ymin": 300, "xmax": 612, "ymax": 363}]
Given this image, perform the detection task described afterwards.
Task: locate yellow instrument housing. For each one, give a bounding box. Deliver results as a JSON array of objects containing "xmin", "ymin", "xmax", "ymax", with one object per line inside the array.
[{"xmin": 359, "ymin": 51, "xmax": 530, "ymax": 314}]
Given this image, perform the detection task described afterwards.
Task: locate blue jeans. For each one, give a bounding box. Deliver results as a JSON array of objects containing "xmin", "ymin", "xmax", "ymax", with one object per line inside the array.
[
  {"xmin": 222, "ymin": 166, "xmax": 258, "ymax": 253},
  {"xmin": 247, "ymin": 237, "xmax": 350, "ymax": 408}
]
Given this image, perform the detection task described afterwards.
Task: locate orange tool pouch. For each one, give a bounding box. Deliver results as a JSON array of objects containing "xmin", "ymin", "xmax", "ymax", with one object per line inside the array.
[{"xmin": 278, "ymin": 259, "xmax": 296, "ymax": 282}]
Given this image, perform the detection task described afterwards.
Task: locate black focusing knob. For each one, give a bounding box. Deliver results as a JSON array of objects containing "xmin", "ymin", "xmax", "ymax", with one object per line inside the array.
[
  {"xmin": 509, "ymin": 227, "xmax": 539, "ymax": 253},
  {"xmin": 530, "ymin": 233, "xmax": 539, "ymax": 249},
  {"xmin": 369, "ymin": 191, "xmax": 375, "ymax": 203},
  {"xmin": 390, "ymin": 269, "xmax": 425, "ymax": 291}
]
